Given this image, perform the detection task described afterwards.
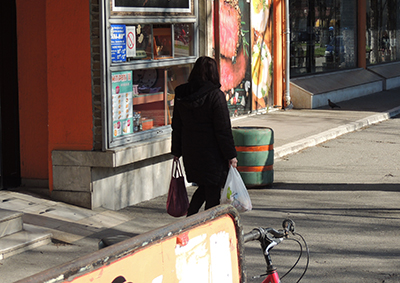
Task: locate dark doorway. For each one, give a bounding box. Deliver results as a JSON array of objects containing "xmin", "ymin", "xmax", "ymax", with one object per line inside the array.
[{"xmin": 0, "ymin": 0, "xmax": 21, "ymax": 189}]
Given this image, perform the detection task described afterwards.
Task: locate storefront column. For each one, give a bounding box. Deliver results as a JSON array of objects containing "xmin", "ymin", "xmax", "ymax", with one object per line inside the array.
[
  {"xmin": 16, "ymin": 0, "xmax": 48, "ymax": 184},
  {"xmin": 273, "ymin": 0, "xmax": 284, "ymax": 108},
  {"xmin": 46, "ymin": 0, "xmax": 93, "ymax": 190},
  {"xmin": 358, "ymin": 0, "xmax": 367, "ymax": 69}
]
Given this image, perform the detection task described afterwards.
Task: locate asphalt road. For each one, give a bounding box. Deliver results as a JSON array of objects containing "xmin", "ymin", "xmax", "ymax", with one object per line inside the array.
[{"xmin": 241, "ymin": 114, "xmax": 400, "ymax": 282}]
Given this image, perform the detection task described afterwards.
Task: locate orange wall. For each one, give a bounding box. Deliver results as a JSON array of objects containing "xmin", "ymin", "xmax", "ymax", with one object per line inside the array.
[
  {"xmin": 17, "ymin": 0, "xmax": 93, "ymax": 188},
  {"xmin": 46, "ymin": 0, "xmax": 93, "ymax": 189},
  {"xmin": 16, "ymin": 0, "xmax": 48, "ymax": 179}
]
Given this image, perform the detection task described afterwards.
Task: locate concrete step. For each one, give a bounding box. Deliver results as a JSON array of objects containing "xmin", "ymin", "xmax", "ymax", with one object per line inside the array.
[
  {"xmin": 290, "ymin": 68, "xmax": 384, "ymax": 108},
  {"xmin": 0, "ymin": 224, "xmax": 52, "ymax": 260},
  {"xmin": 0, "ymin": 209, "xmax": 23, "ymax": 238}
]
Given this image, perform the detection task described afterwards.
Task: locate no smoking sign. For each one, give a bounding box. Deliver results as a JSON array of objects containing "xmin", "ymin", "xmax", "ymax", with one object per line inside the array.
[
  {"xmin": 127, "ymin": 32, "xmax": 135, "ymax": 49},
  {"xmin": 126, "ymin": 26, "xmax": 136, "ymax": 57}
]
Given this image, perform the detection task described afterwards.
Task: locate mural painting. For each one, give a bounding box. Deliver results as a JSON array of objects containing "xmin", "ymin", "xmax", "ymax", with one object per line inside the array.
[
  {"xmin": 217, "ymin": 0, "xmax": 251, "ymax": 116},
  {"xmin": 216, "ymin": 0, "xmax": 273, "ymax": 115},
  {"xmin": 251, "ymin": 0, "xmax": 273, "ymax": 110}
]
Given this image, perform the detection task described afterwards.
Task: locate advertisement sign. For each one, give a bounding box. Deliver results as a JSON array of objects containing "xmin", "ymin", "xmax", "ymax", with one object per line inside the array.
[
  {"xmin": 59, "ymin": 214, "xmax": 240, "ymax": 283},
  {"xmin": 111, "ymin": 24, "xmax": 127, "ymax": 63},
  {"xmin": 21, "ymin": 206, "xmax": 244, "ymax": 283},
  {"xmin": 111, "ymin": 71, "xmax": 133, "ymax": 137}
]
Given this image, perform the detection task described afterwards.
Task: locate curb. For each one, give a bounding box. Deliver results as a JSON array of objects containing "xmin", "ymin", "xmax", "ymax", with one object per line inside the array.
[{"xmin": 274, "ymin": 105, "xmax": 400, "ymax": 160}]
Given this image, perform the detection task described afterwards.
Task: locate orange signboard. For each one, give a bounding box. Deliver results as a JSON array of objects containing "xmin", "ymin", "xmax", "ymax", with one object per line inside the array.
[
  {"xmin": 72, "ymin": 215, "xmax": 240, "ymax": 283},
  {"xmin": 17, "ymin": 205, "xmax": 245, "ymax": 283}
]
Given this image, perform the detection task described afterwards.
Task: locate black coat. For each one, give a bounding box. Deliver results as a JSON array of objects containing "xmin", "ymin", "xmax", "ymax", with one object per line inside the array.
[{"xmin": 171, "ymin": 80, "xmax": 237, "ymax": 186}]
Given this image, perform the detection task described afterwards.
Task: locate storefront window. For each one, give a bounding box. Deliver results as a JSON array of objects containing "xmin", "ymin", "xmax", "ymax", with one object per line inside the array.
[
  {"xmin": 367, "ymin": 0, "xmax": 400, "ymax": 65},
  {"xmin": 290, "ymin": 0, "xmax": 357, "ymax": 76},
  {"xmin": 110, "ymin": 65, "xmax": 190, "ymax": 139},
  {"xmin": 113, "ymin": 23, "xmax": 195, "ymax": 62},
  {"xmin": 103, "ymin": 0, "xmax": 198, "ymax": 148}
]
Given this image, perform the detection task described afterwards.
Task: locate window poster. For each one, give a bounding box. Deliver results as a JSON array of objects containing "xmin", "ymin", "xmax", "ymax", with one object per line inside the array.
[
  {"xmin": 112, "ymin": 71, "xmax": 133, "ymax": 137},
  {"xmin": 111, "ymin": 24, "xmax": 127, "ymax": 63}
]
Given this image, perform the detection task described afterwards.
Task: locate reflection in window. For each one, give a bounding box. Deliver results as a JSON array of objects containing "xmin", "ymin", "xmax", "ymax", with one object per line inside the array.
[
  {"xmin": 154, "ymin": 24, "xmax": 173, "ymax": 58},
  {"xmin": 166, "ymin": 64, "xmax": 191, "ymax": 121},
  {"xmin": 367, "ymin": 0, "xmax": 399, "ymax": 65},
  {"xmin": 174, "ymin": 24, "xmax": 194, "ymax": 57},
  {"xmin": 290, "ymin": 0, "xmax": 357, "ymax": 77}
]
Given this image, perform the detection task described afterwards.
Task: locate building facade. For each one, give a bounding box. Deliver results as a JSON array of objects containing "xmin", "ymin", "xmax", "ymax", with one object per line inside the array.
[{"xmin": 1, "ymin": 0, "xmax": 399, "ymax": 209}]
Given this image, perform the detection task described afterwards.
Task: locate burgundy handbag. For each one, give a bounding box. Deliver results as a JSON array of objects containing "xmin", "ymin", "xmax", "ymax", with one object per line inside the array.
[{"xmin": 166, "ymin": 159, "xmax": 189, "ymax": 217}]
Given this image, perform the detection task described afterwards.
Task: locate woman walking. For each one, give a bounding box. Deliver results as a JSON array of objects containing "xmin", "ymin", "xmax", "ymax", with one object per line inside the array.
[{"xmin": 171, "ymin": 56, "xmax": 237, "ymax": 216}]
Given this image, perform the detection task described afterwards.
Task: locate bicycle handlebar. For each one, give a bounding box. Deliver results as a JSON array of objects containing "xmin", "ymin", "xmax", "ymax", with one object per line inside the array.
[
  {"xmin": 243, "ymin": 229, "xmax": 261, "ymax": 243},
  {"xmin": 268, "ymin": 228, "xmax": 286, "ymax": 239},
  {"xmin": 243, "ymin": 219, "xmax": 295, "ymax": 244},
  {"xmin": 244, "ymin": 227, "xmax": 286, "ymax": 243}
]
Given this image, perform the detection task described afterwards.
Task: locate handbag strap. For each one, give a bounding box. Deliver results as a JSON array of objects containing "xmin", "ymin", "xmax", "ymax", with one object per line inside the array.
[{"xmin": 172, "ymin": 159, "xmax": 184, "ymax": 178}]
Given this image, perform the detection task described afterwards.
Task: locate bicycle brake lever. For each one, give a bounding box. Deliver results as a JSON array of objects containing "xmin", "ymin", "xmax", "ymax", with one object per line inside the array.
[
  {"xmin": 265, "ymin": 229, "xmax": 285, "ymax": 244},
  {"xmin": 264, "ymin": 239, "xmax": 280, "ymax": 256}
]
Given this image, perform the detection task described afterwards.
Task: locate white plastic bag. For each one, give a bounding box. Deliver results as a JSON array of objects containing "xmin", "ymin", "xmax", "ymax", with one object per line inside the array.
[{"xmin": 220, "ymin": 166, "xmax": 252, "ymax": 212}]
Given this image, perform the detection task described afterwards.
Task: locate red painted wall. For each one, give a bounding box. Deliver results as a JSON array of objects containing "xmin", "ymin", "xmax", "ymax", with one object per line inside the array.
[
  {"xmin": 46, "ymin": 0, "xmax": 94, "ymax": 189},
  {"xmin": 16, "ymin": 0, "xmax": 48, "ymax": 180},
  {"xmin": 17, "ymin": 0, "xmax": 93, "ymax": 189}
]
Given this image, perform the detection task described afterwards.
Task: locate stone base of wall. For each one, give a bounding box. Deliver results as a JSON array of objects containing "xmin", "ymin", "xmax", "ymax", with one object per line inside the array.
[
  {"xmin": 52, "ymin": 135, "xmax": 176, "ymax": 210},
  {"xmin": 368, "ymin": 61, "xmax": 400, "ymax": 90}
]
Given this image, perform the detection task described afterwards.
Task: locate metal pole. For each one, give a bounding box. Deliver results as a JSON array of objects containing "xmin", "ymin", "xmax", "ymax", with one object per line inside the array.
[
  {"xmin": 214, "ymin": 0, "xmax": 220, "ymax": 70},
  {"xmin": 284, "ymin": 0, "xmax": 292, "ymax": 108}
]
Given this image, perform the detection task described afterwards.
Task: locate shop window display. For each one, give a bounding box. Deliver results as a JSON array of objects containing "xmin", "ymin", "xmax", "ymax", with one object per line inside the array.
[
  {"xmin": 115, "ymin": 23, "xmax": 195, "ymax": 62},
  {"xmin": 110, "ymin": 22, "xmax": 194, "ymax": 136},
  {"xmin": 130, "ymin": 24, "xmax": 152, "ymax": 60},
  {"xmin": 366, "ymin": 0, "xmax": 400, "ymax": 65},
  {"xmin": 290, "ymin": 0, "xmax": 357, "ymax": 76},
  {"xmin": 111, "ymin": 65, "xmax": 190, "ymax": 139}
]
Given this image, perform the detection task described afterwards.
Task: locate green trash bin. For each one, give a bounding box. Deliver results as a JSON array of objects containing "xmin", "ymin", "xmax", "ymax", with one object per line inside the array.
[{"xmin": 232, "ymin": 127, "xmax": 274, "ymax": 187}]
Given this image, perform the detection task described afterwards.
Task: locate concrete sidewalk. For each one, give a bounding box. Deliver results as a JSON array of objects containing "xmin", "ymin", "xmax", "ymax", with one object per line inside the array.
[
  {"xmin": 231, "ymin": 88, "xmax": 400, "ymax": 159},
  {"xmin": 1, "ymin": 88, "xmax": 400, "ymax": 282}
]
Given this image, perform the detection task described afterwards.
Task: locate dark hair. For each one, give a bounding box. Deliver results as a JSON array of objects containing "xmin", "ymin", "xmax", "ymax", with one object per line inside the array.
[{"xmin": 188, "ymin": 56, "xmax": 220, "ymax": 85}]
